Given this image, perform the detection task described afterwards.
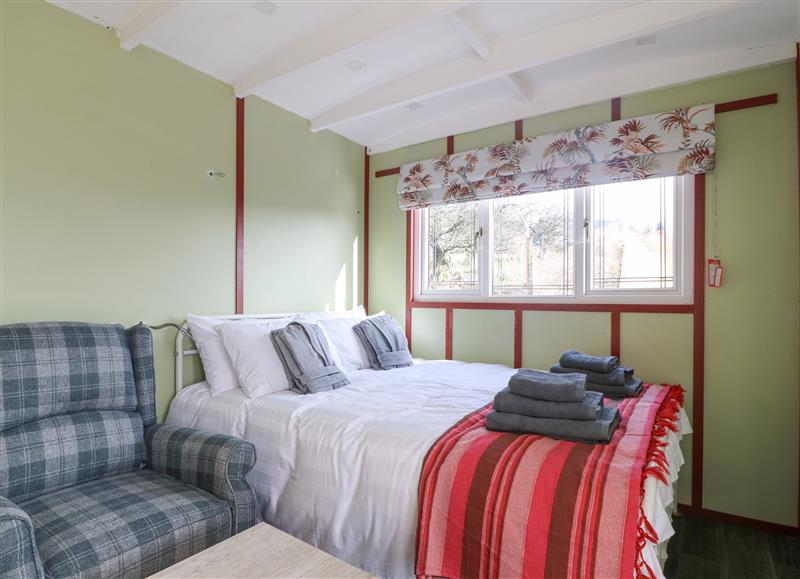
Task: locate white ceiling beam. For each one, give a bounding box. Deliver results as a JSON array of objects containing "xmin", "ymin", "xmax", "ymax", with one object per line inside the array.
[
  {"xmin": 366, "ymin": 43, "xmax": 793, "ymax": 154},
  {"xmin": 502, "ymin": 73, "xmax": 533, "ymax": 103},
  {"xmin": 234, "ymin": 1, "xmax": 473, "ymax": 98},
  {"xmin": 446, "ymin": 12, "xmax": 532, "ymax": 106},
  {"xmin": 445, "ymin": 10, "xmax": 492, "ymax": 61},
  {"xmin": 311, "ymin": 0, "xmax": 740, "ymax": 132},
  {"xmin": 118, "ymin": 1, "xmax": 183, "ymax": 51}
]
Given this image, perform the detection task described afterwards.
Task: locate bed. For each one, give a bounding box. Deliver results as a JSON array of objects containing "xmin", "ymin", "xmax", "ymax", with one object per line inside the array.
[{"xmin": 166, "ymin": 315, "xmax": 690, "ymax": 579}]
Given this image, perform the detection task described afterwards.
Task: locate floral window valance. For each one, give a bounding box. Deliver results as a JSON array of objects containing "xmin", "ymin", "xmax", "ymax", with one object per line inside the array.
[{"xmin": 397, "ymin": 104, "xmax": 715, "ymax": 211}]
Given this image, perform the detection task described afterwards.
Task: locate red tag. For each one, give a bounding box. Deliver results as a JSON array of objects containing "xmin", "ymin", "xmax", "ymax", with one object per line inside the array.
[{"xmin": 707, "ymin": 258, "xmax": 723, "ymax": 287}]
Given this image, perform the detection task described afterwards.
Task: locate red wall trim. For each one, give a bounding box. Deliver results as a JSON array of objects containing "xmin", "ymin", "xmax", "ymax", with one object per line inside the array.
[
  {"xmin": 405, "ymin": 211, "xmax": 414, "ymax": 350},
  {"xmin": 715, "ymin": 93, "xmax": 777, "ymax": 114},
  {"xmin": 514, "ymin": 120, "xmax": 523, "ymax": 141},
  {"xmin": 795, "ymin": 42, "xmax": 800, "ymax": 529},
  {"xmin": 235, "ymin": 97, "xmax": 245, "ymax": 315},
  {"xmin": 375, "ymin": 167, "xmax": 400, "ymax": 178},
  {"xmin": 392, "ymin": 91, "xmax": 790, "ymax": 527},
  {"xmin": 446, "ymin": 135, "xmax": 455, "ymax": 155},
  {"xmin": 609, "ymin": 99, "xmax": 621, "ymax": 357},
  {"xmin": 692, "ymin": 173, "xmax": 706, "ymax": 509},
  {"xmin": 678, "ymin": 504, "xmax": 800, "ymax": 537},
  {"xmin": 445, "ymin": 308, "xmax": 453, "ymax": 360},
  {"xmin": 513, "ymin": 309, "xmax": 523, "ymax": 368},
  {"xmin": 411, "ymin": 300, "xmax": 694, "ymax": 314},
  {"xmin": 610, "ymin": 311, "xmax": 621, "ymax": 358},
  {"xmin": 364, "ymin": 148, "xmax": 370, "ymax": 313},
  {"xmin": 611, "ymin": 97, "xmax": 621, "ymax": 121}
]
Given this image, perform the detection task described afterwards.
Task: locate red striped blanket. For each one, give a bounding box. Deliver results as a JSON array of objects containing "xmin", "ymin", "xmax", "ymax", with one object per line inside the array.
[{"xmin": 415, "ymin": 384, "xmax": 683, "ymax": 579}]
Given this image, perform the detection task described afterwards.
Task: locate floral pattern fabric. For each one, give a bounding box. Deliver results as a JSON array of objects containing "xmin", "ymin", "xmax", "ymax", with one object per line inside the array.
[{"xmin": 397, "ymin": 105, "xmax": 715, "ymax": 210}]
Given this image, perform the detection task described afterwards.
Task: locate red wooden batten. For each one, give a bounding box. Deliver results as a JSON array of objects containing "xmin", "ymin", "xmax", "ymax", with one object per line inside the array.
[
  {"xmin": 235, "ymin": 97, "xmax": 245, "ymax": 315},
  {"xmin": 363, "ymin": 147, "xmax": 370, "ymax": 312},
  {"xmin": 233, "ymin": 90, "xmax": 790, "ymax": 531}
]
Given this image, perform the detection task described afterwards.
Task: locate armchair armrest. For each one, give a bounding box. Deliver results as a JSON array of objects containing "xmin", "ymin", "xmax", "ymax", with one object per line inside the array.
[
  {"xmin": 144, "ymin": 424, "xmax": 257, "ymax": 534},
  {"xmin": 0, "ymin": 495, "xmax": 45, "ymax": 579}
]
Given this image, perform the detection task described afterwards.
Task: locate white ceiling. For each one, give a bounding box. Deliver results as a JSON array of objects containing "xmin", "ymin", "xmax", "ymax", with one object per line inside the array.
[{"xmin": 51, "ymin": 1, "xmax": 799, "ymax": 154}]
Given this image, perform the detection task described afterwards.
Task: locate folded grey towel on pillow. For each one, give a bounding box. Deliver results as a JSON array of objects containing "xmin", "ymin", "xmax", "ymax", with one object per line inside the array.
[
  {"xmin": 494, "ymin": 388, "xmax": 603, "ymax": 421},
  {"xmin": 353, "ymin": 314, "xmax": 413, "ymax": 370},
  {"xmin": 486, "ymin": 406, "xmax": 621, "ymax": 443},
  {"xmin": 550, "ymin": 364, "xmax": 633, "ymax": 386},
  {"xmin": 558, "ymin": 349, "xmax": 619, "ymax": 373},
  {"xmin": 508, "ymin": 368, "xmax": 586, "ymax": 402},
  {"xmin": 270, "ymin": 321, "xmax": 349, "ymax": 394},
  {"xmin": 586, "ymin": 378, "xmax": 643, "ymax": 399}
]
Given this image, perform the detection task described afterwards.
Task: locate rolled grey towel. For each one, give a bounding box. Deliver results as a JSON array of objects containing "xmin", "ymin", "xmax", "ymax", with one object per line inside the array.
[
  {"xmin": 559, "ymin": 350, "xmax": 619, "ymax": 373},
  {"xmin": 586, "ymin": 378, "xmax": 643, "ymax": 399},
  {"xmin": 508, "ymin": 369, "xmax": 585, "ymax": 403},
  {"xmin": 486, "ymin": 407, "xmax": 621, "ymax": 443},
  {"xmin": 494, "ymin": 388, "xmax": 603, "ymax": 421},
  {"xmin": 550, "ymin": 364, "xmax": 633, "ymax": 386},
  {"xmin": 353, "ymin": 314, "xmax": 413, "ymax": 370},
  {"xmin": 270, "ymin": 322, "xmax": 349, "ymax": 394}
]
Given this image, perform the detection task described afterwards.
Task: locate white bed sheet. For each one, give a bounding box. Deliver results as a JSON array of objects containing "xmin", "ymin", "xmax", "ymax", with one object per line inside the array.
[{"xmin": 166, "ymin": 361, "xmax": 689, "ymax": 579}]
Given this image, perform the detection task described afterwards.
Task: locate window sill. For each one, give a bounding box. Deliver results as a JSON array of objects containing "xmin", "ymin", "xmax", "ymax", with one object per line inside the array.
[{"xmin": 410, "ymin": 297, "xmax": 695, "ymax": 314}]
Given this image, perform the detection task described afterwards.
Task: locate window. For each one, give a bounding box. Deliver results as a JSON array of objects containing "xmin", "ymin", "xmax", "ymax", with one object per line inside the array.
[
  {"xmin": 424, "ymin": 202, "xmax": 480, "ymax": 293},
  {"xmin": 416, "ymin": 176, "xmax": 692, "ymax": 303},
  {"xmin": 493, "ymin": 189, "xmax": 574, "ymax": 297}
]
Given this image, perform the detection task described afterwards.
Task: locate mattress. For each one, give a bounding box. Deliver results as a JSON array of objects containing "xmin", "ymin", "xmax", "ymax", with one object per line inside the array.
[{"xmin": 166, "ymin": 361, "xmax": 690, "ymax": 578}]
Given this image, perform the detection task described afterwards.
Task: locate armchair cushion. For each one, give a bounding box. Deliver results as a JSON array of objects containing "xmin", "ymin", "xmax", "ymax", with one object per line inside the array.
[
  {"xmin": 145, "ymin": 424, "xmax": 257, "ymax": 533},
  {"xmin": 0, "ymin": 322, "xmax": 137, "ymax": 431},
  {"xmin": 0, "ymin": 496, "xmax": 44, "ymax": 579},
  {"xmin": 0, "ymin": 411, "xmax": 144, "ymax": 502},
  {"xmin": 19, "ymin": 470, "xmax": 231, "ymax": 578}
]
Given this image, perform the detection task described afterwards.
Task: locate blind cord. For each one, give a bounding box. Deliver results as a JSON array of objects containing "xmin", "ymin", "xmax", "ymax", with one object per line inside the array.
[{"xmin": 712, "ymin": 166, "xmax": 720, "ymax": 259}]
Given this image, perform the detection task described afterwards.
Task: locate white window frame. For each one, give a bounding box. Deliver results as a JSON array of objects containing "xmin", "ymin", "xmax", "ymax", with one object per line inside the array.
[{"xmin": 414, "ymin": 175, "xmax": 693, "ymax": 305}]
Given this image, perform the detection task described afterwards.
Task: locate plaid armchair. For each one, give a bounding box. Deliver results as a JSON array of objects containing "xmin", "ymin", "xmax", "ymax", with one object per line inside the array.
[{"xmin": 0, "ymin": 322, "xmax": 257, "ymax": 578}]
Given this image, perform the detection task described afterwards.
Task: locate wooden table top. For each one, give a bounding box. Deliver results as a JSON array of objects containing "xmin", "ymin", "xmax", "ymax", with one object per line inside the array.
[{"xmin": 149, "ymin": 523, "xmax": 375, "ymax": 578}]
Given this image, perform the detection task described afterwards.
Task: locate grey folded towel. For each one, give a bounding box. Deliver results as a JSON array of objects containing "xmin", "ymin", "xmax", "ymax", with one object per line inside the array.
[
  {"xmin": 550, "ymin": 364, "xmax": 633, "ymax": 386},
  {"xmin": 586, "ymin": 378, "xmax": 643, "ymax": 399},
  {"xmin": 270, "ymin": 322, "xmax": 349, "ymax": 394},
  {"xmin": 508, "ymin": 369, "xmax": 586, "ymax": 403},
  {"xmin": 486, "ymin": 407, "xmax": 621, "ymax": 443},
  {"xmin": 494, "ymin": 388, "xmax": 603, "ymax": 421},
  {"xmin": 353, "ymin": 314, "xmax": 413, "ymax": 370},
  {"xmin": 559, "ymin": 349, "xmax": 619, "ymax": 373}
]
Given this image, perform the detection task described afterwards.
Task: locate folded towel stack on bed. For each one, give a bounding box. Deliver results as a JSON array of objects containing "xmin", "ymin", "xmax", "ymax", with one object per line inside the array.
[
  {"xmin": 551, "ymin": 349, "xmax": 643, "ymax": 398},
  {"xmin": 486, "ymin": 368, "xmax": 620, "ymax": 444}
]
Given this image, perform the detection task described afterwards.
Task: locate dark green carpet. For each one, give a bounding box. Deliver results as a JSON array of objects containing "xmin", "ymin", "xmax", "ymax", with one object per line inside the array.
[{"xmin": 664, "ymin": 514, "xmax": 800, "ymax": 579}]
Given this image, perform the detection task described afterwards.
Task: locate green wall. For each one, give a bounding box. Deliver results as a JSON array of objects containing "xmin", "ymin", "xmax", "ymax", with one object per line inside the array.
[
  {"xmin": 244, "ymin": 97, "xmax": 363, "ymax": 315},
  {"xmin": 1, "ymin": 1, "xmax": 363, "ymax": 420},
  {"xmin": 369, "ymin": 63, "xmax": 799, "ymax": 526}
]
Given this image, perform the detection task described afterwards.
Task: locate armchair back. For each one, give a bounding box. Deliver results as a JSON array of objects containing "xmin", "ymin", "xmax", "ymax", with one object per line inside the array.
[{"xmin": 0, "ymin": 322, "xmax": 156, "ymax": 502}]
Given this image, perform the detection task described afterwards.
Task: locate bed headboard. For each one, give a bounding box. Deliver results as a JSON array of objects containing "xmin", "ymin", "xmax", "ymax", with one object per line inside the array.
[{"xmin": 175, "ymin": 312, "xmax": 299, "ymax": 393}]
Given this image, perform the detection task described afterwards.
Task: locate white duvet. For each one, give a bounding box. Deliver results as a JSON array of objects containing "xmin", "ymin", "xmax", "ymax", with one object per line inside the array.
[{"xmin": 166, "ymin": 360, "xmax": 689, "ymax": 579}]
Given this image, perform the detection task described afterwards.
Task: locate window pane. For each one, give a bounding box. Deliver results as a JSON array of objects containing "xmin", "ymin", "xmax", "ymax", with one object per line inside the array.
[
  {"xmin": 590, "ymin": 177, "xmax": 675, "ymax": 290},
  {"xmin": 492, "ymin": 189, "xmax": 574, "ymax": 296},
  {"xmin": 425, "ymin": 203, "xmax": 479, "ymax": 291}
]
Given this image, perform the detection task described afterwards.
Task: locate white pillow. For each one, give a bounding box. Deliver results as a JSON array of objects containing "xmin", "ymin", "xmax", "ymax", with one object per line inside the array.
[
  {"xmin": 317, "ymin": 316, "xmax": 371, "ymax": 371},
  {"xmin": 186, "ymin": 314, "xmax": 241, "ymax": 396},
  {"xmin": 301, "ymin": 305, "xmax": 366, "ymax": 322},
  {"xmin": 216, "ymin": 318, "xmax": 294, "ymax": 398}
]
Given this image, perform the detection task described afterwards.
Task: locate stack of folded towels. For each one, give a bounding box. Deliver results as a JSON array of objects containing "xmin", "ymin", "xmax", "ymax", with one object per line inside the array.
[
  {"xmin": 487, "ymin": 369, "xmax": 620, "ymax": 444},
  {"xmin": 550, "ymin": 349, "xmax": 642, "ymax": 398}
]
